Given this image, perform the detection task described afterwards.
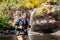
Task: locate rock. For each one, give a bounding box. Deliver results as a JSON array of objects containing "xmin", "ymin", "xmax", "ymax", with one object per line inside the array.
[{"xmin": 0, "ymin": 35, "xmax": 18, "ymax": 40}]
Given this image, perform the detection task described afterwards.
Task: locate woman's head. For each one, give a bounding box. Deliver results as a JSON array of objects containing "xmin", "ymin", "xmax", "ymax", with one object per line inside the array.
[{"xmin": 22, "ymin": 13, "xmax": 28, "ymax": 19}]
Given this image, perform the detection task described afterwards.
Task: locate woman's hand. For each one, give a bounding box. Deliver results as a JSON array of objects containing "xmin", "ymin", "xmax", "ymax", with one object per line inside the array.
[{"xmin": 28, "ymin": 25, "xmax": 31, "ymax": 28}]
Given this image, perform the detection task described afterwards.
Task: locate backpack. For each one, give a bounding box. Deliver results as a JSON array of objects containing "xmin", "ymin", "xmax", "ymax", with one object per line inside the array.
[{"xmin": 19, "ymin": 18, "xmax": 25, "ymax": 26}]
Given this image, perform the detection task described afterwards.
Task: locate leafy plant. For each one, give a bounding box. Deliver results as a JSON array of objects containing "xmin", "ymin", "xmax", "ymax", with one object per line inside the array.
[
  {"xmin": 0, "ymin": 14, "xmax": 11, "ymax": 30},
  {"xmin": 42, "ymin": 8, "xmax": 47, "ymax": 13}
]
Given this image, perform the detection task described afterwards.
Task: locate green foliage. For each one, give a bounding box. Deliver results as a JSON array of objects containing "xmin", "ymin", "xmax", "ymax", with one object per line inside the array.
[
  {"xmin": 0, "ymin": 0, "xmax": 47, "ymax": 9},
  {"xmin": 42, "ymin": 8, "xmax": 47, "ymax": 13},
  {"xmin": 53, "ymin": 0, "xmax": 59, "ymax": 3},
  {"xmin": 34, "ymin": 8, "xmax": 47, "ymax": 17},
  {"xmin": 0, "ymin": 0, "xmax": 59, "ymax": 9},
  {"xmin": 23, "ymin": 0, "xmax": 47, "ymax": 9},
  {"xmin": 0, "ymin": 14, "xmax": 11, "ymax": 30}
]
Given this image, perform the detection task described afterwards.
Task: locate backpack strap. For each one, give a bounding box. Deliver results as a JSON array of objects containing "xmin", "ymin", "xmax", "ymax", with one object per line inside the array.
[{"xmin": 19, "ymin": 18, "xmax": 25, "ymax": 26}]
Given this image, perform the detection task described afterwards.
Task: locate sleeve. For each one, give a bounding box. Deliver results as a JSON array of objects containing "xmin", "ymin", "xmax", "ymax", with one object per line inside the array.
[
  {"xmin": 15, "ymin": 19, "xmax": 20, "ymax": 26},
  {"xmin": 26, "ymin": 20, "xmax": 31, "ymax": 28},
  {"xmin": 26, "ymin": 20, "xmax": 29, "ymax": 26}
]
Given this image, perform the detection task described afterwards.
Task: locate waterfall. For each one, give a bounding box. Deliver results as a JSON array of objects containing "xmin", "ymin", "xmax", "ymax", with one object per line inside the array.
[
  {"xmin": 28, "ymin": 9, "xmax": 35, "ymax": 40},
  {"xmin": 30, "ymin": 10, "xmax": 36, "ymax": 30}
]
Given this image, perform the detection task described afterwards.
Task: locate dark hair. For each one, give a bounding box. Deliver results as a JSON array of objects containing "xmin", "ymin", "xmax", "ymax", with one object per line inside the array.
[{"xmin": 23, "ymin": 13, "xmax": 28, "ymax": 18}]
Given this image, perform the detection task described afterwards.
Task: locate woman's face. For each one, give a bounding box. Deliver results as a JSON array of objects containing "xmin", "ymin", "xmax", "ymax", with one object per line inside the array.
[{"xmin": 22, "ymin": 13, "xmax": 27, "ymax": 19}]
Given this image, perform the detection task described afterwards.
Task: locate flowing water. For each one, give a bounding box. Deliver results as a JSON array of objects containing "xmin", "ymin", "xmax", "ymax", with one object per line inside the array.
[{"xmin": 28, "ymin": 10, "xmax": 36, "ymax": 40}]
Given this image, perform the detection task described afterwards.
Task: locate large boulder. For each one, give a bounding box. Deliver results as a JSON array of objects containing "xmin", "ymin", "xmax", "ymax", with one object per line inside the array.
[{"xmin": 32, "ymin": 16, "xmax": 58, "ymax": 31}]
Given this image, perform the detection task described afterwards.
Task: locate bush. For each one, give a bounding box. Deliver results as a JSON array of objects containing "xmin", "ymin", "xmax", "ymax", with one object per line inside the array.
[{"xmin": 0, "ymin": 14, "xmax": 11, "ymax": 30}]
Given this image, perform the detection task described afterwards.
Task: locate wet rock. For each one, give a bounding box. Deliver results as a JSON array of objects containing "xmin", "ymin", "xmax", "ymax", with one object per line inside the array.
[{"xmin": 32, "ymin": 18, "xmax": 58, "ymax": 31}]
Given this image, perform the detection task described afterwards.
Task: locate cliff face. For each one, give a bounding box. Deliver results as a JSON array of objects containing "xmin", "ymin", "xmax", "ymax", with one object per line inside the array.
[
  {"xmin": 32, "ymin": 1, "xmax": 60, "ymax": 31},
  {"xmin": 35, "ymin": 1, "xmax": 60, "ymax": 14}
]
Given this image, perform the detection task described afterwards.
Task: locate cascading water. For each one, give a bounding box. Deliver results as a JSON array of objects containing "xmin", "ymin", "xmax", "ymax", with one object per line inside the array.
[
  {"xmin": 28, "ymin": 9, "xmax": 36, "ymax": 40},
  {"xmin": 30, "ymin": 10, "xmax": 36, "ymax": 31}
]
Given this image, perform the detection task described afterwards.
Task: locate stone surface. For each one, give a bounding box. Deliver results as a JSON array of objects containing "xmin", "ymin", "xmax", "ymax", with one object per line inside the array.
[{"xmin": 0, "ymin": 35, "xmax": 18, "ymax": 40}]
